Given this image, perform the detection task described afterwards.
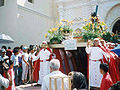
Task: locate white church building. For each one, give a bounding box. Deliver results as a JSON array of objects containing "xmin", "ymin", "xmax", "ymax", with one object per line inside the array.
[{"xmin": 0, "ymin": 0, "xmax": 120, "ymax": 47}]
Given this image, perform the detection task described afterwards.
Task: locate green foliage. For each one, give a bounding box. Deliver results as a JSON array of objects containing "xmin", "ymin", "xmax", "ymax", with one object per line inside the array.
[{"xmin": 102, "ymin": 32, "xmax": 118, "ymax": 43}]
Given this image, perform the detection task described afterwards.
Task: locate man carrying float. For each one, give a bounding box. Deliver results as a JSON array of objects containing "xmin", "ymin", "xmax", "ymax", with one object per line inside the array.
[
  {"xmin": 35, "ymin": 41, "xmax": 52, "ymax": 86},
  {"xmin": 86, "ymin": 38, "xmax": 108, "ymax": 89}
]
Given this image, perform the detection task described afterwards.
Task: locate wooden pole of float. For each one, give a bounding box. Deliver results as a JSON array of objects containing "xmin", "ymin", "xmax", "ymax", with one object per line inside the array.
[
  {"xmin": 49, "ymin": 77, "xmax": 52, "ymax": 90},
  {"xmin": 54, "ymin": 78, "xmax": 57, "ymax": 90},
  {"xmin": 68, "ymin": 76, "xmax": 71, "ymax": 90},
  {"xmin": 61, "ymin": 78, "xmax": 64, "ymax": 90}
]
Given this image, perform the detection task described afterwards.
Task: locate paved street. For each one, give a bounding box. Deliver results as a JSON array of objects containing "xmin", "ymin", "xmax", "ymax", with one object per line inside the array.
[{"xmin": 16, "ymin": 83, "xmax": 41, "ymax": 90}]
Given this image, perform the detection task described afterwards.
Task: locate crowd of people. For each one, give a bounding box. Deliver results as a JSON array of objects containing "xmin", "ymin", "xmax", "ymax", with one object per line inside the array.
[
  {"xmin": 0, "ymin": 39, "xmax": 120, "ymax": 90},
  {"xmin": 0, "ymin": 44, "xmax": 42, "ymax": 89}
]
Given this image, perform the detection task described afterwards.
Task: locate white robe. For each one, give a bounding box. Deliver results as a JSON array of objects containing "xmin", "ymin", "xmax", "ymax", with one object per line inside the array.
[
  {"xmin": 0, "ymin": 74, "xmax": 9, "ymax": 88},
  {"xmin": 41, "ymin": 71, "xmax": 68, "ymax": 90},
  {"xmin": 36, "ymin": 49, "xmax": 51, "ymax": 84},
  {"xmin": 11, "ymin": 68, "xmax": 16, "ymax": 90},
  {"xmin": 86, "ymin": 46, "xmax": 107, "ymax": 87}
]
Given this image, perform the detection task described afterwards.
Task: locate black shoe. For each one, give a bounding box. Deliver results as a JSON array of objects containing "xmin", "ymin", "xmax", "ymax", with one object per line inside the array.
[
  {"xmin": 16, "ymin": 84, "xmax": 19, "ymax": 86},
  {"xmin": 21, "ymin": 82, "xmax": 25, "ymax": 85},
  {"xmin": 34, "ymin": 84, "xmax": 41, "ymax": 87},
  {"xmin": 27, "ymin": 81, "xmax": 32, "ymax": 84}
]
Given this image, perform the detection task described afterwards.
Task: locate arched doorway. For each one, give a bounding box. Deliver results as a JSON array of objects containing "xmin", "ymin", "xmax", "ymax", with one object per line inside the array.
[{"xmin": 112, "ymin": 20, "xmax": 120, "ymax": 34}]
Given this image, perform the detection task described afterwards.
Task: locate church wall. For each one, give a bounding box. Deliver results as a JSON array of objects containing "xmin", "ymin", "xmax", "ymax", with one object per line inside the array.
[
  {"xmin": 0, "ymin": 0, "xmax": 58, "ymax": 48},
  {"xmin": 0, "ymin": 0, "xmax": 17, "ymax": 48}
]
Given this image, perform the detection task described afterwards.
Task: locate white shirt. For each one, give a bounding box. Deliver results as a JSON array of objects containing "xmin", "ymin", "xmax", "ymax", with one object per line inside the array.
[
  {"xmin": 36, "ymin": 49, "xmax": 51, "ymax": 60},
  {"xmin": 29, "ymin": 53, "xmax": 36, "ymax": 62},
  {"xmin": 41, "ymin": 71, "xmax": 68, "ymax": 90},
  {"xmin": 0, "ymin": 55, "xmax": 9, "ymax": 62},
  {"xmin": 22, "ymin": 52, "xmax": 29, "ymax": 65},
  {"xmin": 11, "ymin": 54, "xmax": 19, "ymax": 66},
  {"xmin": 0, "ymin": 74, "xmax": 9, "ymax": 88},
  {"xmin": 86, "ymin": 46, "xmax": 107, "ymax": 60}
]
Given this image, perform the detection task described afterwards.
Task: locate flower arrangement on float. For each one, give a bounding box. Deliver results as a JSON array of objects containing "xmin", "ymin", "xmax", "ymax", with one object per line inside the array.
[
  {"xmin": 82, "ymin": 16, "xmax": 118, "ymax": 43},
  {"xmin": 45, "ymin": 19, "xmax": 73, "ymax": 44}
]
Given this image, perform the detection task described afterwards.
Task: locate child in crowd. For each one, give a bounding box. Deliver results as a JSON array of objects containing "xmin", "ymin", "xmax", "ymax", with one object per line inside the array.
[
  {"xmin": 22, "ymin": 47, "xmax": 29, "ymax": 84},
  {"xmin": 100, "ymin": 63, "xmax": 113, "ymax": 90},
  {"xmin": 28, "ymin": 47, "xmax": 36, "ymax": 83},
  {"xmin": 11, "ymin": 48, "xmax": 19, "ymax": 86}
]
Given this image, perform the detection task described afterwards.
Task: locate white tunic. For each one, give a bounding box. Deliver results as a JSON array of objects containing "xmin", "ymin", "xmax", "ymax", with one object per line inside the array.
[
  {"xmin": 86, "ymin": 46, "xmax": 107, "ymax": 87},
  {"xmin": 41, "ymin": 71, "xmax": 68, "ymax": 90},
  {"xmin": 36, "ymin": 49, "xmax": 51, "ymax": 84},
  {"xmin": 11, "ymin": 54, "xmax": 19, "ymax": 66}
]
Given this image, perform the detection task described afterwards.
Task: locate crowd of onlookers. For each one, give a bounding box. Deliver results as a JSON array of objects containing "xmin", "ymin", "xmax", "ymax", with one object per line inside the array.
[{"xmin": 0, "ymin": 45, "xmax": 41, "ymax": 89}]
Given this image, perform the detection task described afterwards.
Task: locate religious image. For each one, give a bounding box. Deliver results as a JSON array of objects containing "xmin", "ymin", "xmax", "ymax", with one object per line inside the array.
[{"xmin": 0, "ymin": 0, "xmax": 120, "ymax": 90}]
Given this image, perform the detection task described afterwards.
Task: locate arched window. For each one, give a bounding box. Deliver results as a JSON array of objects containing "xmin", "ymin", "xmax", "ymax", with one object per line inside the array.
[
  {"xmin": 112, "ymin": 20, "xmax": 120, "ymax": 34},
  {"xmin": 0, "ymin": 0, "xmax": 4, "ymax": 7},
  {"xmin": 112, "ymin": 20, "xmax": 120, "ymax": 42},
  {"xmin": 28, "ymin": 0, "xmax": 34, "ymax": 3}
]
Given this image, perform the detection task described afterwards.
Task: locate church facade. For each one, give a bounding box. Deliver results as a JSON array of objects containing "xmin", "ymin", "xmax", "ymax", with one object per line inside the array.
[{"xmin": 57, "ymin": 0, "xmax": 120, "ymax": 34}]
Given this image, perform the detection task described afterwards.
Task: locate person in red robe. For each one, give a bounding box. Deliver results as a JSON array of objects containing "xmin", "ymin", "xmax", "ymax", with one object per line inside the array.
[
  {"xmin": 100, "ymin": 63, "xmax": 113, "ymax": 90},
  {"xmin": 99, "ymin": 39, "xmax": 119, "ymax": 83}
]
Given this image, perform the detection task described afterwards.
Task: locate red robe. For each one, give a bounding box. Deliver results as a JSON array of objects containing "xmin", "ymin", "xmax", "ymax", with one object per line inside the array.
[
  {"xmin": 53, "ymin": 49, "xmax": 64, "ymax": 73},
  {"xmin": 99, "ymin": 45, "xmax": 119, "ymax": 83},
  {"xmin": 7, "ymin": 68, "xmax": 16, "ymax": 90},
  {"xmin": 33, "ymin": 48, "xmax": 52, "ymax": 82},
  {"xmin": 100, "ymin": 72, "xmax": 113, "ymax": 90}
]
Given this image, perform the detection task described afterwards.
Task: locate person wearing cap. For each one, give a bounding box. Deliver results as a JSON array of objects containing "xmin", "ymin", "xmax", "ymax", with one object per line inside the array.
[
  {"xmin": 0, "ymin": 49, "xmax": 9, "ymax": 64},
  {"xmin": 35, "ymin": 41, "xmax": 52, "ymax": 86},
  {"xmin": 100, "ymin": 63, "xmax": 113, "ymax": 90},
  {"xmin": 86, "ymin": 38, "xmax": 108, "ymax": 89},
  {"xmin": 21, "ymin": 46, "xmax": 29, "ymax": 84}
]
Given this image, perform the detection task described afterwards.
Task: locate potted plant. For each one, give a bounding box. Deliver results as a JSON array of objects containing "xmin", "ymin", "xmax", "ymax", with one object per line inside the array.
[{"xmin": 45, "ymin": 19, "xmax": 73, "ymax": 44}]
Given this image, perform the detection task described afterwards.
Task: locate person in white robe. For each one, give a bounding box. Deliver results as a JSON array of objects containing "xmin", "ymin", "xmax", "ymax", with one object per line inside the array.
[
  {"xmin": 86, "ymin": 38, "xmax": 108, "ymax": 88},
  {"xmin": 41, "ymin": 59, "xmax": 68, "ymax": 90},
  {"xmin": 35, "ymin": 41, "xmax": 52, "ymax": 85}
]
